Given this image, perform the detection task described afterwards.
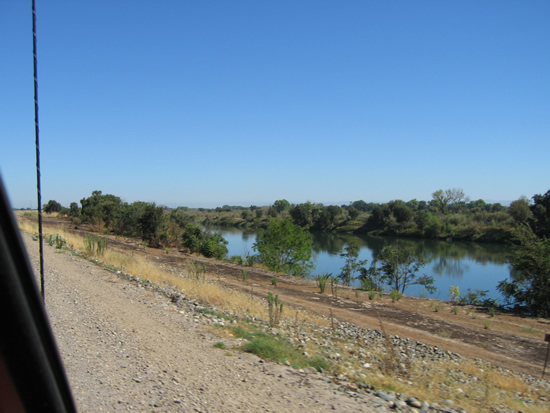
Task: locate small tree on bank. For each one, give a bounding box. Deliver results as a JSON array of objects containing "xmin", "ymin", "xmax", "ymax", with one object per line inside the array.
[
  {"xmin": 253, "ymin": 218, "xmax": 313, "ymax": 277},
  {"xmin": 338, "ymin": 242, "xmax": 368, "ymax": 286},
  {"xmin": 375, "ymin": 245, "xmax": 435, "ymax": 294}
]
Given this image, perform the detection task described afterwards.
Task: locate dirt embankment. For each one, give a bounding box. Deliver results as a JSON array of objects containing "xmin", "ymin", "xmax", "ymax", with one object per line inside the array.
[{"xmin": 25, "ymin": 214, "xmax": 550, "ymax": 378}]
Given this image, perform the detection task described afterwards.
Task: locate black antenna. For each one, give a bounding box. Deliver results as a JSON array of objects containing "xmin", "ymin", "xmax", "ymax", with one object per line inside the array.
[{"xmin": 32, "ymin": 0, "xmax": 45, "ymax": 300}]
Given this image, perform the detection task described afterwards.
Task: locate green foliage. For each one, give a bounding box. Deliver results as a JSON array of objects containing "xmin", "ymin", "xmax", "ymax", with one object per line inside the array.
[
  {"xmin": 43, "ymin": 200, "xmax": 63, "ymax": 213},
  {"xmin": 231, "ymin": 326, "xmax": 328, "ymax": 372},
  {"xmin": 213, "ymin": 342, "xmax": 227, "ymax": 349},
  {"xmin": 449, "ymin": 285, "xmax": 460, "ymax": 303},
  {"xmin": 530, "ymin": 189, "xmax": 550, "ymax": 238},
  {"xmin": 182, "ymin": 224, "xmax": 228, "ymax": 259},
  {"xmin": 273, "ymin": 199, "xmax": 291, "ymax": 213},
  {"xmin": 431, "ymin": 188, "xmax": 468, "ymax": 214},
  {"xmin": 267, "ymin": 292, "xmax": 283, "ymax": 327},
  {"xmin": 459, "ymin": 288, "xmax": 489, "ymax": 305},
  {"xmin": 241, "ymin": 269, "xmax": 249, "ymax": 282},
  {"xmin": 508, "ymin": 196, "xmax": 532, "ymax": 223},
  {"xmin": 330, "ymin": 275, "xmax": 339, "ymax": 297},
  {"xmin": 390, "ymin": 290, "xmax": 402, "ymax": 302},
  {"xmin": 84, "ymin": 234, "xmax": 108, "ymax": 256},
  {"xmin": 314, "ymin": 273, "xmax": 330, "ymax": 293},
  {"xmin": 253, "ymin": 218, "xmax": 313, "ymax": 277},
  {"xmin": 452, "ymin": 305, "xmax": 459, "ymax": 315},
  {"xmin": 338, "ymin": 242, "xmax": 368, "ymax": 286},
  {"xmin": 137, "ymin": 203, "xmax": 164, "ymax": 246},
  {"xmin": 228, "ymin": 255, "xmax": 245, "ymax": 265},
  {"xmin": 271, "ymin": 277, "xmax": 278, "ymax": 286},
  {"xmin": 46, "ymin": 234, "xmax": 66, "ymax": 249},
  {"xmin": 68, "ymin": 202, "xmax": 80, "ymax": 218},
  {"xmin": 80, "ymin": 190, "xmax": 123, "ymax": 230},
  {"xmin": 497, "ymin": 225, "xmax": 550, "ymax": 317},
  {"xmin": 374, "ymin": 245, "xmax": 435, "ymax": 295}
]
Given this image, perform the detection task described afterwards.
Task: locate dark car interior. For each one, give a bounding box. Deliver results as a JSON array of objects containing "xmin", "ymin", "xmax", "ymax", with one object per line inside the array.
[{"xmin": 0, "ymin": 178, "xmax": 76, "ymax": 412}]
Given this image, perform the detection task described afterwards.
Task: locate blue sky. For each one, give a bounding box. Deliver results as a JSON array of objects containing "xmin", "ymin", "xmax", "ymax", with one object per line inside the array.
[{"xmin": 1, "ymin": 1, "xmax": 549, "ymax": 209}]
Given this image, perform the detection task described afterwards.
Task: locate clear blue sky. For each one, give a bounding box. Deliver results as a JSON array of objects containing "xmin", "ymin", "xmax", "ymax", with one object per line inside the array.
[{"xmin": 1, "ymin": 1, "xmax": 548, "ymax": 209}]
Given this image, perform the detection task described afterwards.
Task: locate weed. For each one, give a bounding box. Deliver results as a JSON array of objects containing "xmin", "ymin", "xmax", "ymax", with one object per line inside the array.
[
  {"xmin": 242, "ymin": 269, "xmax": 249, "ymax": 282},
  {"xmin": 271, "ymin": 277, "xmax": 278, "ymax": 287},
  {"xmin": 489, "ymin": 307, "xmax": 496, "ymax": 318},
  {"xmin": 84, "ymin": 234, "xmax": 107, "ymax": 256},
  {"xmin": 314, "ymin": 273, "xmax": 330, "ymax": 294},
  {"xmin": 355, "ymin": 290, "xmax": 360, "ymax": 298},
  {"xmin": 267, "ymin": 292, "xmax": 283, "ymax": 327},
  {"xmin": 368, "ymin": 290, "xmax": 375, "ymax": 300},
  {"xmin": 484, "ymin": 321, "xmax": 490, "ymax": 330},
  {"xmin": 390, "ymin": 290, "xmax": 402, "ymax": 302},
  {"xmin": 434, "ymin": 304, "xmax": 440, "ymax": 312},
  {"xmin": 189, "ymin": 260, "xmax": 206, "ymax": 281},
  {"xmin": 213, "ymin": 342, "xmax": 227, "ymax": 349},
  {"xmin": 452, "ymin": 305, "xmax": 458, "ymax": 315},
  {"xmin": 449, "ymin": 285, "xmax": 460, "ymax": 303},
  {"xmin": 230, "ymin": 325, "xmax": 329, "ymax": 372},
  {"xmin": 330, "ymin": 275, "xmax": 339, "ymax": 297}
]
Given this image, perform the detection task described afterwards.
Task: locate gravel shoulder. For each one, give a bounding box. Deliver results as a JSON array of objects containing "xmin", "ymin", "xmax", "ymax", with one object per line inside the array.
[{"xmin": 22, "ymin": 232, "xmax": 389, "ymax": 412}]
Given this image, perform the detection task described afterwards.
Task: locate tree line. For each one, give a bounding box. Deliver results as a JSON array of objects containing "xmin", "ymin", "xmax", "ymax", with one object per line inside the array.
[
  {"xmin": 41, "ymin": 188, "xmax": 550, "ymax": 316},
  {"xmin": 162, "ymin": 188, "xmax": 546, "ymax": 245}
]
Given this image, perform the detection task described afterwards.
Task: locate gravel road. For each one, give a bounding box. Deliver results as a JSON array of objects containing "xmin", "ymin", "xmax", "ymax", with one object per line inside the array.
[{"xmin": 22, "ymin": 233, "xmax": 390, "ymax": 412}]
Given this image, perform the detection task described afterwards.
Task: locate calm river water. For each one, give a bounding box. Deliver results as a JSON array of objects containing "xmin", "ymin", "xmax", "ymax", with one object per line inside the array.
[{"xmin": 210, "ymin": 227, "xmax": 511, "ymax": 302}]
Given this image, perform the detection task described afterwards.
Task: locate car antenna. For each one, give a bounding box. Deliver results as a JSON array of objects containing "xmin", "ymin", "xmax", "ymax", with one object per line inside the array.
[{"xmin": 32, "ymin": 0, "xmax": 45, "ymax": 300}]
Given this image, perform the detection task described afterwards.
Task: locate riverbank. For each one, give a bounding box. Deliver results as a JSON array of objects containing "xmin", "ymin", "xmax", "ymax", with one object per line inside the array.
[{"xmin": 18, "ymin": 212, "xmax": 550, "ymax": 412}]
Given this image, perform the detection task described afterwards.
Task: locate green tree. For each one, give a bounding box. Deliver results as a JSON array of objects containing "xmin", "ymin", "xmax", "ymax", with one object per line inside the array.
[
  {"xmin": 389, "ymin": 200, "xmax": 413, "ymax": 224},
  {"xmin": 253, "ymin": 218, "xmax": 313, "ymax": 277},
  {"xmin": 338, "ymin": 242, "xmax": 367, "ymax": 286},
  {"xmin": 347, "ymin": 207, "xmax": 360, "ymax": 220},
  {"xmin": 508, "ymin": 196, "xmax": 532, "ymax": 223},
  {"xmin": 290, "ymin": 202, "xmax": 315, "ymax": 227},
  {"xmin": 137, "ymin": 203, "xmax": 164, "ymax": 246},
  {"xmin": 273, "ymin": 199, "xmax": 291, "ymax": 213},
  {"xmin": 431, "ymin": 188, "xmax": 468, "ymax": 214},
  {"xmin": 497, "ymin": 225, "xmax": 550, "ymax": 316},
  {"xmin": 182, "ymin": 224, "xmax": 228, "ymax": 259},
  {"xmin": 374, "ymin": 245, "xmax": 435, "ymax": 294},
  {"xmin": 43, "ymin": 200, "xmax": 63, "ymax": 213},
  {"xmin": 68, "ymin": 202, "xmax": 80, "ymax": 218},
  {"xmin": 315, "ymin": 205, "xmax": 341, "ymax": 230},
  {"xmin": 80, "ymin": 190, "xmax": 122, "ymax": 230},
  {"xmin": 530, "ymin": 190, "xmax": 550, "ymax": 238}
]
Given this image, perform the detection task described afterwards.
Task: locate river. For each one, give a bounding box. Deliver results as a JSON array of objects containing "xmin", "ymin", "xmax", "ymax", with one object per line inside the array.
[{"xmin": 210, "ymin": 227, "xmax": 511, "ymax": 302}]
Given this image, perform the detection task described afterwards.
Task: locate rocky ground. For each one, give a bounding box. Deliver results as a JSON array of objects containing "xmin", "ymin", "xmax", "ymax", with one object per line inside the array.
[
  {"xmin": 20, "ymin": 223, "xmax": 550, "ymax": 412},
  {"xmin": 23, "ymin": 233, "xmax": 401, "ymax": 412}
]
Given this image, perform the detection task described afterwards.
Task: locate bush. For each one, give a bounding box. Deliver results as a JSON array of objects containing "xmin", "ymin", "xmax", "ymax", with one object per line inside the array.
[{"xmin": 497, "ymin": 225, "xmax": 550, "ymax": 317}]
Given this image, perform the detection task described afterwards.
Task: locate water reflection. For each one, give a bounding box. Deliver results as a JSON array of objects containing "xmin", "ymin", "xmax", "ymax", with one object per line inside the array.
[{"xmin": 209, "ymin": 226, "xmax": 511, "ymax": 300}]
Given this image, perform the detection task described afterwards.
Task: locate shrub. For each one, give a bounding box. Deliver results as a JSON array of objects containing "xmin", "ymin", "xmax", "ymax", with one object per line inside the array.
[
  {"xmin": 390, "ymin": 289, "xmax": 402, "ymax": 302},
  {"xmin": 267, "ymin": 292, "xmax": 283, "ymax": 327},
  {"xmin": 314, "ymin": 273, "xmax": 330, "ymax": 293}
]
